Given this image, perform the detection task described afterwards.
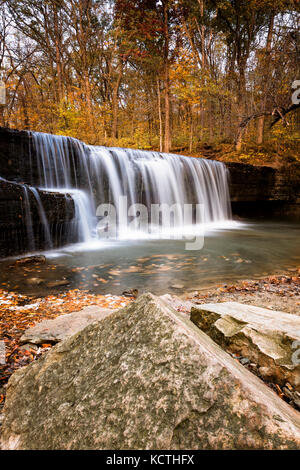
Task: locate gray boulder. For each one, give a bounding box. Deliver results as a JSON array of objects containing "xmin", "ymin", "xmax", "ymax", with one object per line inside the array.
[
  {"xmin": 20, "ymin": 305, "xmax": 113, "ymax": 345},
  {"xmin": 1, "ymin": 294, "xmax": 300, "ymax": 450},
  {"xmin": 191, "ymin": 302, "xmax": 300, "ymax": 390}
]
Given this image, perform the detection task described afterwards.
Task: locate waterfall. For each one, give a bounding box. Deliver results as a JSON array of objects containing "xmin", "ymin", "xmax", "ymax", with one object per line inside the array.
[
  {"xmin": 22, "ymin": 186, "xmax": 35, "ymax": 252},
  {"xmin": 29, "ymin": 187, "xmax": 53, "ymax": 248},
  {"xmin": 29, "ymin": 131, "xmax": 232, "ymax": 247}
]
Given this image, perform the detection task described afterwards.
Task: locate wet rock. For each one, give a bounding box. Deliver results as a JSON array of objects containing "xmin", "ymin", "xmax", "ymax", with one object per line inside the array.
[
  {"xmin": 122, "ymin": 289, "xmax": 138, "ymax": 298},
  {"xmin": 20, "ymin": 305, "xmax": 114, "ymax": 345},
  {"xmin": 25, "ymin": 277, "xmax": 45, "ymax": 286},
  {"xmin": 191, "ymin": 302, "xmax": 300, "ymax": 391},
  {"xmin": 15, "ymin": 255, "xmax": 46, "ymax": 265},
  {"xmin": 2, "ymin": 294, "xmax": 300, "ymax": 450},
  {"xmin": 0, "ymin": 177, "xmax": 75, "ymax": 258},
  {"xmin": 46, "ymin": 279, "xmax": 70, "ymax": 288},
  {"xmin": 227, "ymin": 161, "xmax": 300, "ymax": 220}
]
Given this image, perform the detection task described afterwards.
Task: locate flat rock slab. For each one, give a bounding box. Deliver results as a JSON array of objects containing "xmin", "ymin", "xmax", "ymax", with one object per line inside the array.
[
  {"xmin": 191, "ymin": 302, "xmax": 300, "ymax": 390},
  {"xmin": 20, "ymin": 305, "xmax": 114, "ymax": 345},
  {"xmin": 2, "ymin": 294, "xmax": 300, "ymax": 450}
]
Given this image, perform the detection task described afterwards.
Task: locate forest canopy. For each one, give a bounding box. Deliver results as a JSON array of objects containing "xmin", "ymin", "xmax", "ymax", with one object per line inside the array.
[{"xmin": 0, "ymin": 0, "xmax": 299, "ymax": 159}]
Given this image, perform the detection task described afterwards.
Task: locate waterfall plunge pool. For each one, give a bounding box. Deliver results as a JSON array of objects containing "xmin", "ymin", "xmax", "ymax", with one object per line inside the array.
[
  {"xmin": 1, "ymin": 131, "xmax": 299, "ymax": 296},
  {"xmin": 1, "ymin": 220, "xmax": 299, "ymax": 296}
]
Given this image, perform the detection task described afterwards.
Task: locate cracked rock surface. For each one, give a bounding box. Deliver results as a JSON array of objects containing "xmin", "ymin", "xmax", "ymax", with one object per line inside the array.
[{"xmin": 191, "ymin": 302, "xmax": 300, "ymax": 391}]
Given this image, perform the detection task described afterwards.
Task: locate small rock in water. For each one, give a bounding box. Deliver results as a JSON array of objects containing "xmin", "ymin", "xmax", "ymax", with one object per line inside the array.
[
  {"xmin": 122, "ymin": 289, "xmax": 138, "ymax": 298},
  {"xmin": 15, "ymin": 255, "xmax": 46, "ymax": 265},
  {"xmin": 47, "ymin": 279, "xmax": 70, "ymax": 288},
  {"xmin": 26, "ymin": 277, "xmax": 45, "ymax": 286},
  {"xmin": 171, "ymin": 284, "xmax": 184, "ymax": 290}
]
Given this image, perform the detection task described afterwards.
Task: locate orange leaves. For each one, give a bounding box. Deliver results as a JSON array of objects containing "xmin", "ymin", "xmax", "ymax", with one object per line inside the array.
[{"xmin": 0, "ymin": 288, "xmax": 132, "ymax": 406}]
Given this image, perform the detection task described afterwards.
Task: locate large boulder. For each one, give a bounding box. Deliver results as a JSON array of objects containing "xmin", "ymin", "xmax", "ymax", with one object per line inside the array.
[
  {"xmin": 191, "ymin": 302, "xmax": 300, "ymax": 391},
  {"xmin": 1, "ymin": 294, "xmax": 300, "ymax": 450}
]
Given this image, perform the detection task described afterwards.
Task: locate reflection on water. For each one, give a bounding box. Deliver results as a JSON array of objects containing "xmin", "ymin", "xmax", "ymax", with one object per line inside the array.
[{"xmin": 1, "ymin": 221, "xmax": 300, "ymax": 296}]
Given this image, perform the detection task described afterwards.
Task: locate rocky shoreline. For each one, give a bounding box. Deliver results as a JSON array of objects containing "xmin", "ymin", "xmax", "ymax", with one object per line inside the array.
[
  {"xmin": 1, "ymin": 292, "xmax": 300, "ymax": 450},
  {"xmin": 186, "ymin": 270, "xmax": 300, "ymax": 315},
  {"xmin": 0, "ymin": 269, "xmax": 299, "ymax": 448}
]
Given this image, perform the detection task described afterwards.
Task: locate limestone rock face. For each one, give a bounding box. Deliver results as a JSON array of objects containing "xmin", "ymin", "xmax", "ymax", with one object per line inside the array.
[
  {"xmin": 0, "ymin": 178, "xmax": 75, "ymax": 257},
  {"xmin": 20, "ymin": 305, "xmax": 114, "ymax": 345},
  {"xmin": 1, "ymin": 294, "xmax": 300, "ymax": 450},
  {"xmin": 226, "ymin": 162, "xmax": 300, "ymax": 219},
  {"xmin": 191, "ymin": 302, "xmax": 300, "ymax": 390}
]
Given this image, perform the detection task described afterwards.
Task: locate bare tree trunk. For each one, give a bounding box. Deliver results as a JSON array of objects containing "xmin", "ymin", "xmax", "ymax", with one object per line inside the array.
[
  {"xmin": 157, "ymin": 79, "xmax": 163, "ymax": 152},
  {"xmin": 0, "ymin": 106, "xmax": 4, "ymax": 127},
  {"xmin": 78, "ymin": 0, "xmax": 94, "ymax": 129},
  {"xmin": 236, "ymin": 111, "xmax": 273, "ymax": 151},
  {"xmin": 84, "ymin": 70, "xmax": 93, "ymax": 125},
  {"xmin": 53, "ymin": 2, "xmax": 63, "ymax": 102},
  {"xmin": 112, "ymin": 65, "xmax": 123, "ymax": 141},
  {"xmin": 197, "ymin": 0, "xmax": 206, "ymax": 69},
  {"xmin": 256, "ymin": 116, "xmax": 264, "ymax": 145},
  {"xmin": 189, "ymin": 107, "xmax": 193, "ymax": 153},
  {"xmin": 163, "ymin": 1, "xmax": 171, "ymax": 153},
  {"xmin": 257, "ymin": 11, "xmax": 274, "ymax": 144}
]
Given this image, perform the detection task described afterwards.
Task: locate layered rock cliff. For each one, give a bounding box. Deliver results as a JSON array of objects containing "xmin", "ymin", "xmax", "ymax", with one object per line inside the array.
[
  {"xmin": 226, "ymin": 162, "xmax": 300, "ymax": 219},
  {"xmin": 0, "ymin": 126, "xmax": 299, "ymax": 258}
]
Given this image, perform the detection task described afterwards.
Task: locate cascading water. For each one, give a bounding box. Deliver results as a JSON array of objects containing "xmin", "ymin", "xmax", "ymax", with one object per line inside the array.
[
  {"xmin": 22, "ymin": 186, "xmax": 35, "ymax": 252},
  {"xmin": 29, "ymin": 187, "xmax": 53, "ymax": 248},
  {"xmin": 28, "ymin": 131, "xmax": 233, "ymax": 248}
]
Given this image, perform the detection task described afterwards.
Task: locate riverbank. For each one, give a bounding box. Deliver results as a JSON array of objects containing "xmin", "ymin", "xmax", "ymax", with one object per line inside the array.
[
  {"xmin": 186, "ymin": 269, "xmax": 300, "ymax": 315},
  {"xmin": 0, "ymin": 268, "xmax": 299, "ymax": 420}
]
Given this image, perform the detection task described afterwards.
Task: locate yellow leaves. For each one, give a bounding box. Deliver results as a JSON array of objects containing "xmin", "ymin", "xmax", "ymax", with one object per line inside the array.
[{"xmin": 170, "ymin": 49, "xmax": 202, "ymax": 105}]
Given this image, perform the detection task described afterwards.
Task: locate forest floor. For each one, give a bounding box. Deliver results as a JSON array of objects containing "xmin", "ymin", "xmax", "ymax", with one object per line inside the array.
[
  {"xmin": 0, "ymin": 269, "xmax": 299, "ymax": 421},
  {"xmin": 174, "ymin": 142, "xmax": 300, "ymax": 168}
]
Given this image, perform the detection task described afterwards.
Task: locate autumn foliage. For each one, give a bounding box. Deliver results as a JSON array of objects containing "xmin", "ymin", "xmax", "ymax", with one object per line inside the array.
[{"xmin": 0, "ymin": 0, "xmax": 299, "ymax": 157}]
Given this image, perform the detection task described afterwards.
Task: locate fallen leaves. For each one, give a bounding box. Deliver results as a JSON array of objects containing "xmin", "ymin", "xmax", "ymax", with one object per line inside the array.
[{"xmin": 0, "ymin": 288, "xmax": 133, "ymax": 411}]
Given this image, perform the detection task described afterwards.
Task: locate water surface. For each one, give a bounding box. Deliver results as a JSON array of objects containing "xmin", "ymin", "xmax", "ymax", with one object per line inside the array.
[{"xmin": 1, "ymin": 220, "xmax": 299, "ymax": 297}]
